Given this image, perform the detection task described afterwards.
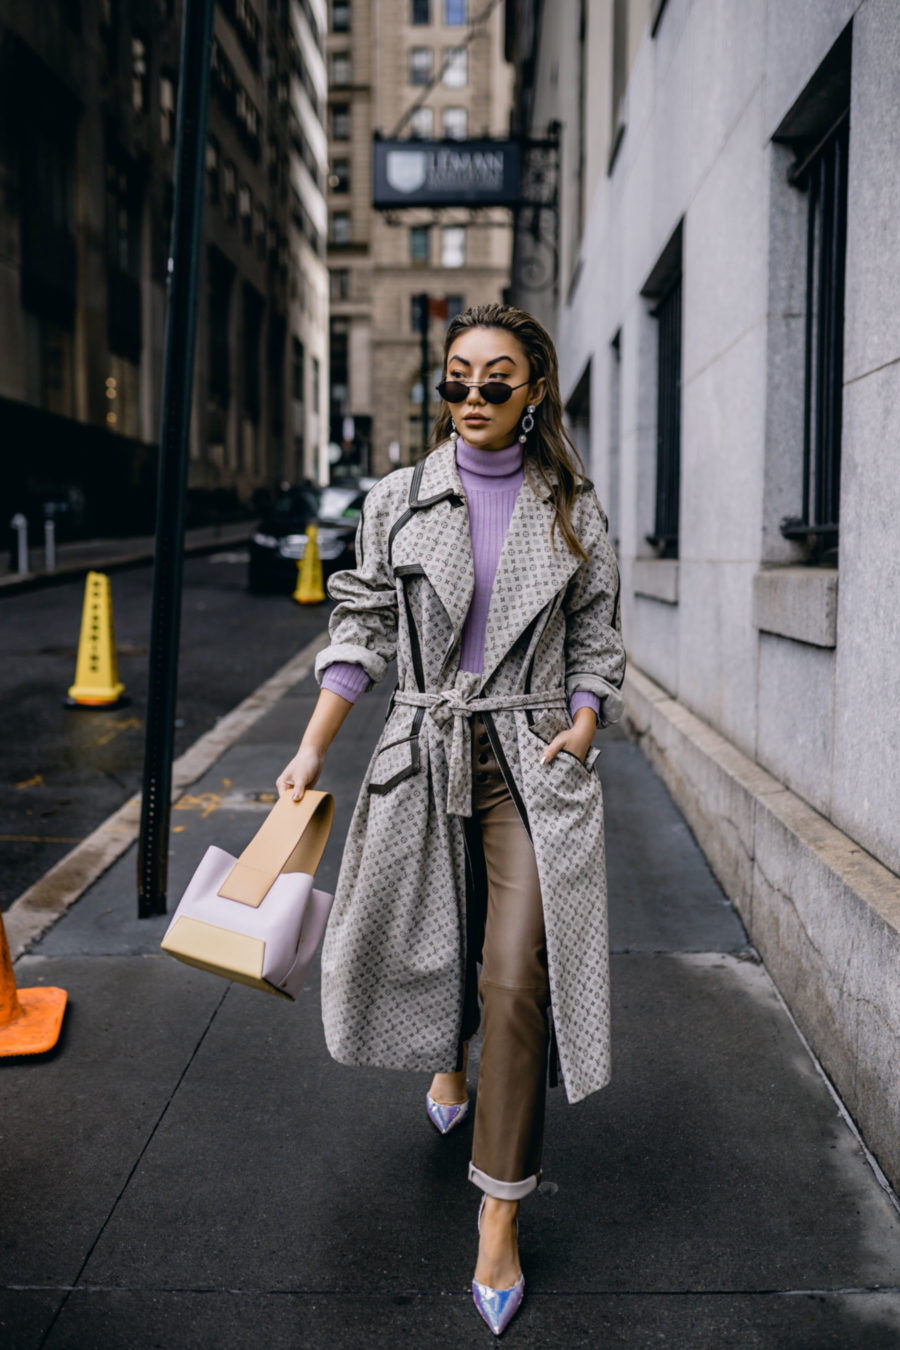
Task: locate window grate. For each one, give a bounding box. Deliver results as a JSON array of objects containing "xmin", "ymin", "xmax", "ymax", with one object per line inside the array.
[{"xmin": 780, "ymin": 107, "xmax": 848, "ymax": 558}]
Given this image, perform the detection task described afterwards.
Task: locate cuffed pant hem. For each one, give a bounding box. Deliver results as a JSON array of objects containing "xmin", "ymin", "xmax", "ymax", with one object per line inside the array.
[{"xmin": 467, "ymin": 1161, "xmax": 540, "ymax": 1201}]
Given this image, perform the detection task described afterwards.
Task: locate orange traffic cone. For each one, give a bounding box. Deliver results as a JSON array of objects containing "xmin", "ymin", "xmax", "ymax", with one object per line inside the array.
[{"xmin": 0, "ymin": 912, "xmax": 67, "ymax": 1057}]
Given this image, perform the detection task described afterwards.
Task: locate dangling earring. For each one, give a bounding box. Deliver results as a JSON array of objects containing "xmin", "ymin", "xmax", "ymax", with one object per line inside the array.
[
  {"xmin": 518, "ymin": 404, "xmax": 536, "ymax": 445},
  {"xmin": 449, "ymin": 416, "xmax": 459, "ymax": 446}
]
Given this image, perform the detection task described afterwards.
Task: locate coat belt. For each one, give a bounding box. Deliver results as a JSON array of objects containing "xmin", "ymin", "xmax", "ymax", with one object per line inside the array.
[{"xmin": 393, "ymin": 688, "xmax": 569, "ymax": 817}]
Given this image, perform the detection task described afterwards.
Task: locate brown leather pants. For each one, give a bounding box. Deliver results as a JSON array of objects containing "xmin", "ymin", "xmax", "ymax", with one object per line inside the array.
[{"xmin": 463, "ymin": 714, "xmax": 550, "ymax": 1201}]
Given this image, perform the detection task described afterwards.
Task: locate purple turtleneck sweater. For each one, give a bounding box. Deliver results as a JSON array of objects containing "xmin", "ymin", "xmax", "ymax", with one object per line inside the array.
[{"xmin": 321, "ymin": 438, "xmax": 600, "ymax": 720}]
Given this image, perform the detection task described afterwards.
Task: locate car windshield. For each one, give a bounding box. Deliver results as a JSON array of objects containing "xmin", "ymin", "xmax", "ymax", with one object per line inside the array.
[
  {"xmin": 272, "ymin": 488, "xmax": 320, "ymax": 519},
  {"xmin": 317, "ymin": 488, "xmax": 365, "ymax": 522}
]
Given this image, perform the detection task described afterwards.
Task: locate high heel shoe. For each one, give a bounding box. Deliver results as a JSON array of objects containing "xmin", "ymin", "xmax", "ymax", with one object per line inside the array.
[
  {"xmin": 472, "ymin": 1194, "xmax": 525, "ymax": 1336},
  {"xmin": 425, "ymin": 1092, "xmax": 469, "ymax": 1134}
]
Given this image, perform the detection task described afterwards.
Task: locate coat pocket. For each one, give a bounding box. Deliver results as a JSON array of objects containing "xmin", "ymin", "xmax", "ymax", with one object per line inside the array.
[
  {"xmin": 367, "ymin": 735, "xmax": 421, "ymax": 795},
  {"xmin": 527, "ymin": 724, "xmax": 601, "ymax": 777}
]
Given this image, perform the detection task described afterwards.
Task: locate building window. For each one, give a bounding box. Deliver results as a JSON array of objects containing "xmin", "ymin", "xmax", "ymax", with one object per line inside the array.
[
  {"xmin": 409, "ymin": 225, "xmax": 430, "ymax": 264},
  {"xmin": 409, "ymin": 105, "xmax": 433, "ymax": 139},
  {"xmin": 445, "ymin": 293, "xmax": 464, "ymax": 322},
  {"xmin": 206, "ymin": 135, "xmax": 220, "ymax": 203},
  {"xmin": 223, "ymin": 160, "xmax": 237, "ymax": 224},
  {"xmin": 442, "ymin": 106, "xmax": 466, "ymax": 139},
  {"xmin": 330, "ymin": 158, "xmax": 350, "ymax": 192},
  {"xmin": 443, "ymin": 47, "xmax": 467, "ymax": 86},
  {"xmin": 780, "ymin": 113, "xmax": 849, "ymax": 559},
  {"xmin": 255, "ymin": 202, "xmax": 266, "ymax": 259},
  {"xmin": 411, "ymin": 0, "xmax": 430, "ymax": 22},
  {"xmin": 445, "ymin": 0, "xmax": 466, "ymax": 20},
  {"xmin": 332, "ymin": 0, "xmax": 350, "ymax": 31},
  {"xmin": 331, "ymin": 211, "xmax": 351, "ymax": 243},
  {"xmin": 292, "ymin": 335, "xmax": 305, "ymax": 402},
  {"xmin": 160, "ymin": 73, "xmax": 176, "ymax": 145},
  {"xmin": 410, "ymin": 47, "xmax": 432, "ymax": 84},
  {"xmin": 331, "ymin": 50, "xmax": 351, "ymax": 84},
  {"xmin": 235, "ymin": 0, "xmax": 261, "ymax": 68},
  {"xmin": 239, "ymin": 183, "xmax": 253, "ymax": 243},
  {"xmin": 331, "ymin": 268, "xmax": 350, "ymax": 299},
  {"xmin": 208, "ymin": 249, "xmax": 233, "ymax": 405},
  {"xmin": 441, "ymin": 225, "xmax": 465, "ymax": 267},
  {"xmin": 243, "ymin": 284, "xmax": 264, "ymax": 424},
  {"xmin": 331, "ymin": 103, "xmax": 351, "ymax": 139},
  {"xmin": 649, "ymin": 275, "xmax": 682, "ymax": 558},
  {"xmin": 639, "ymin": 220, "xmax": 683, "ymax": 558},
  {"xmin": 236, "ymin": 86, "xmax": 261, "ymax": 156},
  {"xmin": 131, "ymin": 34, "xmax": 148, "ymax": 114}
]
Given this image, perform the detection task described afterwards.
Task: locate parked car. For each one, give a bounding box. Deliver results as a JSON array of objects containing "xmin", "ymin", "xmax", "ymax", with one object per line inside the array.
[{"xmin": 247, "ymin": 482, "xmax": 368, "ymax": 594}]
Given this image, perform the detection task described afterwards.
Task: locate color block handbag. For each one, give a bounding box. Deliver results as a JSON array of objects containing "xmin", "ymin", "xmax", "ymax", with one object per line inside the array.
[{"xmin": 160, "ymin": 790, "xmax": 334, "ymax": 1001}]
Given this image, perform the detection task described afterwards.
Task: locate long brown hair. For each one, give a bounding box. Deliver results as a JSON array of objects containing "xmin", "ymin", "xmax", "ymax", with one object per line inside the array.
[{"xmin": 429, "ymin": 303, "xmax": 589, "ymax": 561}]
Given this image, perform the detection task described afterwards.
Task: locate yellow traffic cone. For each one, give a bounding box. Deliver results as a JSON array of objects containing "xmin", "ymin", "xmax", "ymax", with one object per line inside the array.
[
  {"xmin": 292, "ymin": 525, "xmax": 325, "ymax": 604},
  {"xmin": 67, "ymin": 570, "xmax": 126, "ymax": 707}
]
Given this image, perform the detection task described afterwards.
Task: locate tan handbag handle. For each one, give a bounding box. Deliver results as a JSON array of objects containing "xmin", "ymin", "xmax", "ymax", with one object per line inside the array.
[{"xmin": 216, "ymin": 789, "xmax": 334, "ymax": 908}]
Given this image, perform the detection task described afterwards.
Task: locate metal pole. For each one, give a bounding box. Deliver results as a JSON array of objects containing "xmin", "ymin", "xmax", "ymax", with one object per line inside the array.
[
  {"xmin": 137, "ymin": 0, "xmax": 215, "ymax": 918},
  {"xmin": 419, "ymin": 292, "xmax": 430, "ymax": 459},
  {"xmin": 44, "ymin": 519, "xmax": 56, "ymax": 572},
  {"xmin": 10, "ymin": 514, "xmax": 28, "ymax": 574}
]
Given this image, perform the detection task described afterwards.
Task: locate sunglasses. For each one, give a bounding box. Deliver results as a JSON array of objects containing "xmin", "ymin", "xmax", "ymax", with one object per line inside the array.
[{"xmin": 436, "ymin": 378, "xmax": 530, "ymax": 405}]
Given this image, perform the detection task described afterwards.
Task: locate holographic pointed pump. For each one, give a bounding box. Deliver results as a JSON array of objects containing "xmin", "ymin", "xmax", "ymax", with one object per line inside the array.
[
  {"xmin": 425, "ymin": 1092, "xmax": 470, "ymax": 1134},
  {"xmin": 472, "ymin": 1194, "xmax": 525, "ymax": 1336}
]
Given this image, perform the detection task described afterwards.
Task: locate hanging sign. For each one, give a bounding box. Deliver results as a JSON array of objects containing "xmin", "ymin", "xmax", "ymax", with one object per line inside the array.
[{"xmin": 373, "ymin": 138, "xmax": 522, "ymax": 208}]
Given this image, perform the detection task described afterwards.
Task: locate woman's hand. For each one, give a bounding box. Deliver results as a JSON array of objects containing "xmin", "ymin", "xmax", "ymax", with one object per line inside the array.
[
  {"xmin": 541, "ymin": 707, "xmax": 597, "ymax": 766},
  {"xmin": 276, "ymin": 744, "xmax": 325, "ymax": 800},
  {"xmin": 275, "ymin": 687, "xmax": 357, "ymax": 799}
]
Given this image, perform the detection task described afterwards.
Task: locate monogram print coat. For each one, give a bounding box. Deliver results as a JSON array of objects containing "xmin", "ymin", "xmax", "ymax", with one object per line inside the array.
[{"xmin": 314, "ymin": 439, "xmax": 626, "ymax": 1104}]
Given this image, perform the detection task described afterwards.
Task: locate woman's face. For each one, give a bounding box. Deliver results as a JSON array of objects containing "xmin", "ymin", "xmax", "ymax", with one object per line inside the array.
[{"xmin": 444, "ymin": 326, "xmax": 544, "ymax": 453}]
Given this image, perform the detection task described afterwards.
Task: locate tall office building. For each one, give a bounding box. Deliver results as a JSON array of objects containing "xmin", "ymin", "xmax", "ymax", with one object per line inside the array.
[
  {"xmin": 0, "ymin": 0, "xmax": 330, "ymax": 537},
  {"xmin": 326, "ymin": 0, "xmax": 513, "ymax": 477}
]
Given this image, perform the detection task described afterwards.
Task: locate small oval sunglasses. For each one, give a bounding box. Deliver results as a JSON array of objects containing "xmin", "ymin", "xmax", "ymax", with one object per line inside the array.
[{"xmin": 436, "ymin": 378, "xmax": 530, "ymax": 405}]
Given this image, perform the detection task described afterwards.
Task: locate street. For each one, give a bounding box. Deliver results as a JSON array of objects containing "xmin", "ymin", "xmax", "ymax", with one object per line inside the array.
[{"xmin": 0, "ymin": 552, "xmax": 327, "ymax": 910}]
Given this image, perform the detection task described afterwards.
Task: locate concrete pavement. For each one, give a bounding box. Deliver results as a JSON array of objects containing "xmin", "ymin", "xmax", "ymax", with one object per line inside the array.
[{"xmin": 2, "ymin": 654, "xmax": 900, "ymax": 1348}]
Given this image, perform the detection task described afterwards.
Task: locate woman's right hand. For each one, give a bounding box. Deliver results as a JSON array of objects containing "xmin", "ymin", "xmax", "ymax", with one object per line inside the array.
[{"xmin": 276, "ymin": 744, "xmax": 325, "ymax": 800}]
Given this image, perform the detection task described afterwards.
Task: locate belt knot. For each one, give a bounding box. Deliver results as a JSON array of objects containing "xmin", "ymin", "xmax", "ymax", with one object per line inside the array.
[{"xmin": 393, "ymin": 686, "xmax": 568, "ymax": 818}]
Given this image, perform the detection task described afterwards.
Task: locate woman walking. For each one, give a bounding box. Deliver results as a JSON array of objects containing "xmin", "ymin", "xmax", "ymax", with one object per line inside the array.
[{"xmin": 276, "ymin": 303, "xmax": 625, "ymax": 1335}]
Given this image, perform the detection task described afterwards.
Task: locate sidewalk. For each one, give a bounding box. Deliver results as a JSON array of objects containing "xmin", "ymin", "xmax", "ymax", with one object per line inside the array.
[
  {"xmin": 2, "ymin": 655, "xmax": 900, "ymax": 1349},
  {"xmin": 0, "ymin": 521, "xmax": 256, "ymax": 595}
]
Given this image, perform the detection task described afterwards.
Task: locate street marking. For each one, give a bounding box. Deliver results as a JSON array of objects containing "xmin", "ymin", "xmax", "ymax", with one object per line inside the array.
[
  {"xmin": 15, "ymin": 774, "xmax": 45, "ymax": 789},
  {"xmin": 94, "ymin": 716, "xmax": 142, "ymax": 747},
  {"xmin": 174, "ymin": 792, "xmax": 222, "ymax": 818}
]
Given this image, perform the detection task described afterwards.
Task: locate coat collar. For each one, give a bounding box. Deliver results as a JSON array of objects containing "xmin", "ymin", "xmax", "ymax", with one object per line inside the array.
[{"xmin": 411, "ymin": 442, "xmax": 582, "ymax": 688}]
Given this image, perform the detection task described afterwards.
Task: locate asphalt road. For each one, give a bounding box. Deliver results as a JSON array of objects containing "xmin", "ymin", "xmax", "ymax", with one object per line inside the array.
[{"xmin": 0, "ymin": 550, "xmax": 330, "ymax": 910}]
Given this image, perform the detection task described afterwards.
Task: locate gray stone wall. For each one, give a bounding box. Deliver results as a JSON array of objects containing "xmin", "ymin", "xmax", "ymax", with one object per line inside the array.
[{"xmin": 512, "ymin": 0, "xmax": 900, "ymax": 1189}]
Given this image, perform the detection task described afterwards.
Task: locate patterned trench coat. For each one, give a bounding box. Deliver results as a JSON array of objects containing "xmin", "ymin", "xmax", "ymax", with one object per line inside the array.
[{"xmin": 314, "ymin": 439, "xmax": 626, "ymax": 1104}]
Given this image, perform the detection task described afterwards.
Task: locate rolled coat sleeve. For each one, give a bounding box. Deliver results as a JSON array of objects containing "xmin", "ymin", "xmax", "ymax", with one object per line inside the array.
[
  {"xmin": 563, "ymin": 490, "xmax": 626, "ymax": 728},
  {"xmin": 314, "ymin": 477, "xmax": 399, "ymax": 689}
]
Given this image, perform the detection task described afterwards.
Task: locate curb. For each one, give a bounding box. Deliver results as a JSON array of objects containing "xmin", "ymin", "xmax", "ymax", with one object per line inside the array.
[
  {"xmin": 0, "ymin": 524, "xmax": 256, "ymax": 597},
  {"xmin": 4, "ymin": 628, "xmax": 330, "ymax": 961}
]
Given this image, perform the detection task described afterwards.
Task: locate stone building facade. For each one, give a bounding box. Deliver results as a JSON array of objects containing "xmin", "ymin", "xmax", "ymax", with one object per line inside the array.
[
  {"xmin": 0, "ymin": 0, "xmax": 329, "ymax": 539},
  {"xmin": 326, "ymin": 0, "xmax": 512, "ymax": 478},
  {"xmin": 507, "ymin": 0, "xmax": 900, "ymax": 1193}
]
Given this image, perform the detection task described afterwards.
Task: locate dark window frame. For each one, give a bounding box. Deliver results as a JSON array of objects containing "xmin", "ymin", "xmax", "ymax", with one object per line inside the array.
[
  {"xmin": 771, "ymin": 22, "xmax": 852, "ymax": 566},
  {"xmin": 640, "ymin": 221, "xmax": 683, "ymax": 559}
]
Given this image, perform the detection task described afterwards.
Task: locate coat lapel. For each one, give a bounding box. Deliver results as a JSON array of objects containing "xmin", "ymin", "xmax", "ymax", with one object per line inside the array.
[
  {"xmin": 479, "ymin": 473, "xmax": 581, "ymax": 689},
  {"xmin": 407, "ymin": 442, "xmax": 475, "ymax": 640}
]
